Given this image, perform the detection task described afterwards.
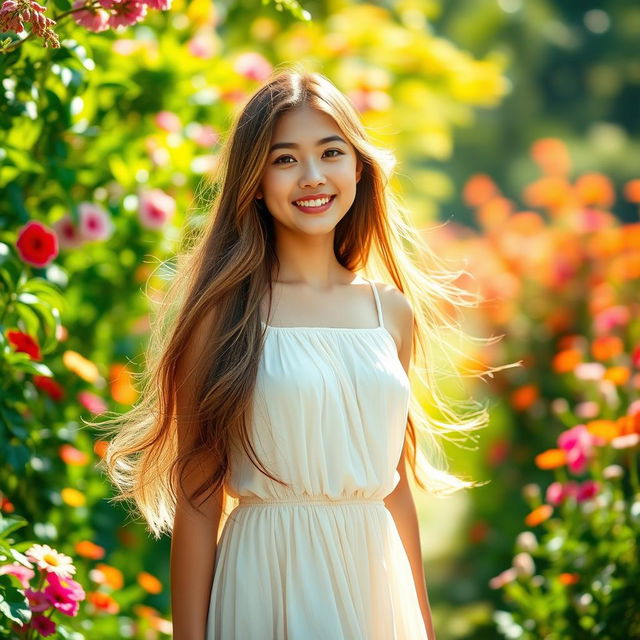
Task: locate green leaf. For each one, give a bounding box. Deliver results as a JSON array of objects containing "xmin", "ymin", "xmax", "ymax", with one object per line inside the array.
[
  {"xmin": 0, "ymin": 575, "xmax": 31, "ymax": 624},
  {"xmin": 0, "ymin": 515, "xmax": 28, "ymax": 539}
]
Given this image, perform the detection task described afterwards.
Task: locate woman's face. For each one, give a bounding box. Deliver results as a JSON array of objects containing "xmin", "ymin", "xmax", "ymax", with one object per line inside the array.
[{"xmin": 256, "ymin": 105, "xmax": 363, "ymax": 235}]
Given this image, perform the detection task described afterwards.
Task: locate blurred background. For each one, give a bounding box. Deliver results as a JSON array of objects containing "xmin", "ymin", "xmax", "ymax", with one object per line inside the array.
[{"xmin": 1, "ymin": 0, "xmax": 639, "ymax": 638}]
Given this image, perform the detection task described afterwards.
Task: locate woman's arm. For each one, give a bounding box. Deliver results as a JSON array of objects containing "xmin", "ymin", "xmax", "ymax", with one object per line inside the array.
[
  {"xmin": 170, "ymin": 314, "xmax": 224, "ymax": 640},
  {"xmin": 382, "ymin": 287, "xmax": 436, "ymax": 640}
]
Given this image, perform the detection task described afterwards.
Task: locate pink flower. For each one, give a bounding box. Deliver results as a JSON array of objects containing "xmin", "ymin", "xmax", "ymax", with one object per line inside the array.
[
  {"xmin": 31, "ymin": 614, "xmax": 56, "ymax": 637},
  {"xmin": 0, "ymin": 562, "xmax": 35, "ymax": 588},
  {"xmin": 576, "ymin": 480, "xmax": 600, "ymax": 502},
  {"xmin": 154, "ymin": 110, "xmax": 181, "ymax": 133},
  {"xmin": 44, "ymin": 572, "xmax": 85, "ymax": 616},
  {"xmin": 100, "ymin": 0, "xmax": 147, "ymax": 29},
  {"xmin": 52, "ymin": 214, "xmax": 85, "ymax": 249},
  {"xmin": 138, "ymin": 188, "xmax": 176, "ymax": 229},
  {"xmin": 143, "ymin": 0, "xmax": 170, "ymax": 10},
  {"xmin": 545, "ymin": 481, "xmax": 579, "ymax": 506},
  {"xmin": 78, "ymin": 202, "xmax": 114, "ymax": 242},
  {"xmin": 0, "ymin": 0, "xmax": 55, "ymax": 37},
  {"xmin": 71, "ymin": 0, "xmax": 109, "ymax": 31},
  {"xmin": 78, "ymin": 391, "xmax": 108, "ymax": 414},
  {"xmin": 187, "ymin": 31, "xmax": 216, "ymax": 59},
  {"xmin": 594, "ymin": 305, "xmax": 631, "ymax": 334},
  {"xmin": 557, "ymin": 424, "xmax": 596, "ymax": 474},
  {"xmin": 489, "ymin": 567, "xmax": 518, "ymax": 589},
  {"xmin": 25, "ymin": 588, "xmax": 50, "ymax": 612},
  {"xmin": 186, "ymin": 123, "xmax": 219, "ymax": 147},
  {"xmin": 233, "ymin": 52, "xmax": 273, "ymax": 82}
]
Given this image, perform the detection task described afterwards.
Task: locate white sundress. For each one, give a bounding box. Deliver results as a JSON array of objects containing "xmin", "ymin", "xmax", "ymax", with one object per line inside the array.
[{"xmin": 206, "ymin": 278, "xmax": 429, "ymax": 639}]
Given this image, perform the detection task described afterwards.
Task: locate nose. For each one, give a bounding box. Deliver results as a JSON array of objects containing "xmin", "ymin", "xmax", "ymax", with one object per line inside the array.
[{"xmin": 299, "ymin": 160, "xmax": 325, "ymax": 188}]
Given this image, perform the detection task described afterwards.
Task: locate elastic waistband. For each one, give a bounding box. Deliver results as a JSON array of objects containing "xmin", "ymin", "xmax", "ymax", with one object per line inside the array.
[{"xmin": 236, "ymin": 495, "xmax": 385, "ymax": 507}]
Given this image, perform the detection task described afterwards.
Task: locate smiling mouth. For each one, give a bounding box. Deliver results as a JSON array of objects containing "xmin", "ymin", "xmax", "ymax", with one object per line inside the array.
[{"xmin": 292, "ymin": 195, "xmax": 336, "ymax": 212}]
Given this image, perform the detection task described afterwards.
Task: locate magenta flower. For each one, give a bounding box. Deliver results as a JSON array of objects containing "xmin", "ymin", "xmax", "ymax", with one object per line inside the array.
[
  {"xmin": 25, "ymin": 588, "xmax": 50, "ymax": 612},
  {"xmin": 78, "ymin": 202, "xmax": 114, "ymax": 242},
  {"xmin": 138, "ymin": 188, "xmax": 176, "ymax": 229},
  {"xmin": 557, "ymin": 424, "xmax": 597, "ymax": 474},
  {"xmin": 545, "ymin": 481, "xmax": 579, "ymax": 506},
  {"xmin": 0, "ymin": 562, "xmax": 35, "ymax": 588},
  {"xmin": 575, "ymin": 480, "xmax": 600, "ymax": 502},
  {"xmin": 31, "ymin": 614, "xmax": 56, "ymax": 637},
  {"xmin": 71, "ymin": 0, "xmax": 109, "ymax": 31},
  {"xmin": 233, "ymin": 52, "xmax": 273, "ymax": 82},
  {"xmin": 44, "ymin": 572, "xmax": 84, "ymax": 616}
]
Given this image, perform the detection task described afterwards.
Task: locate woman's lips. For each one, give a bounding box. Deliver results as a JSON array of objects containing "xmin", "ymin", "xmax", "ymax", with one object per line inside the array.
[{"xmin": 292, "ymin": 194, "xmax": 336, "ymax": 214}]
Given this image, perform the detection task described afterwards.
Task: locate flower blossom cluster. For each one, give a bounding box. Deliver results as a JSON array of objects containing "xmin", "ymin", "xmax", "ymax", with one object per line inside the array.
[
  {"xmin": 0, "ymin": 543, "xmax": 86, "ymax": 637},
  {"xmin": 72, "ymin": 0, "xmax": 171, "ymax": 32},
  {"xmin": 0, "ymin": 0, "xmax": 59, "ymax": 47}
]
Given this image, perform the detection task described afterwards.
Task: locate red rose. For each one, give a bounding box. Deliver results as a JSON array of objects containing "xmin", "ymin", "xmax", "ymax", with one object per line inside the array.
[
  {"xmin": 15, "ymin": 220, "xmax": 59, "ymax": 267},
  {"xmin": 7, "ymin": 330, "xmax": 42, "ymax": 361}
]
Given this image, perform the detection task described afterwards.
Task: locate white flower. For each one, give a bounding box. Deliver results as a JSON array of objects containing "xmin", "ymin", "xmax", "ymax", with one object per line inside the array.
[{"xmin": 25, "ymin": 543, "xmax": 76, "ymax": 578}]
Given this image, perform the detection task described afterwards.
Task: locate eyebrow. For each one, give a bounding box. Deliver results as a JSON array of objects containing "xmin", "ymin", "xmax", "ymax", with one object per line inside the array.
[{"xmin": 269, "ymin": 135, "xmax": 347, "ymax": 153}]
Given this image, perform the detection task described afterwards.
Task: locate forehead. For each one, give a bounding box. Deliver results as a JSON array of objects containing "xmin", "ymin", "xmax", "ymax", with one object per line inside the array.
[{"xmin": 271, "ymin": 106, "xmax": 343, "ymax": 141}]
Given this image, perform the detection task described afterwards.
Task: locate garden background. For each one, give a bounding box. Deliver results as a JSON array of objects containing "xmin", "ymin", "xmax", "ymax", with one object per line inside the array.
[{"xmin": 1, "ymin": 0, "xmax": 639, "ymax": 638}]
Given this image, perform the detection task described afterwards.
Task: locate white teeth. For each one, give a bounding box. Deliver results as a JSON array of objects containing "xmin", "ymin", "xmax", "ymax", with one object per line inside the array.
[{"xmin": 295, "ymin": 196, "xmax": 331, "ymax": 207}]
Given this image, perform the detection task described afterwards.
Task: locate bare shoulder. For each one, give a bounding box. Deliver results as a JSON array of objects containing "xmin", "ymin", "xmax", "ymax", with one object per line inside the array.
[{"xmin": 372, "ymin": 281, "xmax": 413, "ymax": 357}]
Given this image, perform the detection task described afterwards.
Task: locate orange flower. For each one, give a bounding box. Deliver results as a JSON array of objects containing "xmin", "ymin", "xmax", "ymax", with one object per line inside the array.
[
  {"xmin": 63, "ymin": 350, "xmax": 100, "ymax": 383},
  {"xmin": 621, "ymin": 223, "xmax": 640, "ymax": 250},
  {"xmin": 623, "ymin": 179, "xmax": 640, "ymax": 204},
  {"xmin": 134, "ymin": 604, "xmax": 161, "ymax": 619},
  {"xmin": 553, "ymin": 349, "xmax": 582, "ymax": 374},
  {"xmin": 511, "ymin": 384, "xmax": 539, "ymax": 411},
  {"xmin": 575, "ymin": 172, "xmax": 615, "ymax": 208},
  {"xmin": 476, "ymin": 196, "xmax": 513, "ymax": 231},
  {"xmin": 604, "ymin": 366, "xmax": 630, "ymax": 386},
  {"xmin": 535, "ymin": 449, "xmax": 567, "ymax": 470},
  {"xmin": 506, "ymin": 211, "xmax": 545, "ymax": 235},
  {"xmin": 591, "ymin": 336, "xmax": 623, "ymax": 361},
  {"xmin": 138, "ymin": 571, "xmax": 162, "ymax": 594},
  {"xmin": 530, "ymin": 138, "xmax": 571, "ymax": 176},
  {"xmin": 93, "ymin": 440, "xmax": 109, "ymax": 459},
  {"xmin": 525, "ymin": 504, "xmax": 553, "ymax": 527},
  {"xmin": 87, "ymin": 591, "xmax": 120, "ymax": 614},
  {"xmin": 558, "ymin": 572, "xmax": 580, "ymax": 586},
  {"xmin": 92, "ymin": 563, "xmax": 124, "ymax": 589},
  {"xmin": 59, "ymin": 444, "xmax": 89, "ymax": 466},
  {"xmin": 557, "ymin": 335, "xmax": 584, "ymax": 351},
  {"xmin": 463, "ymin": 174, "xmax": 500, "ymax": 208},
  {"xmin": 75, "ymin": 540, "xmax": 106, "ymax": 560},
  {"xmin": 522, "ymin": 176, "xmax": 575, "ymax": 212},
  {"xmin": 109, "ymin": 363, "xmax": 139, "ymax": 405},
  {"xmin": 586, "ymin": 228, "xmax": 624, "ymax": 259},
  {"xmin": 586, "ymin": 419, "xmax": 619, "ymax": 442}
]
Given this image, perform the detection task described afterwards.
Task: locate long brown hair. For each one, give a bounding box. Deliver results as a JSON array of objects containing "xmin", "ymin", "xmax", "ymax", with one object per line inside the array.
[{"xmin": 91, "ymin": 63, "xmax": 519, "ymax": 540}]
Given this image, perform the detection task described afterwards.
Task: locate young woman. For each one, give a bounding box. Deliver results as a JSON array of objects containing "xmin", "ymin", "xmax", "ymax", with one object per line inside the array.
[{"xmin": 97, "ymin": 66, "xmax": 513, "ymax": 639}]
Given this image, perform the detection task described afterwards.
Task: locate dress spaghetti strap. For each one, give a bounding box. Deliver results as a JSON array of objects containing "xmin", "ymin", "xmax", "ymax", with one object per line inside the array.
[{"xmin": 365, "ymin": 278, "xmax": 384, "ymax": 329}]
